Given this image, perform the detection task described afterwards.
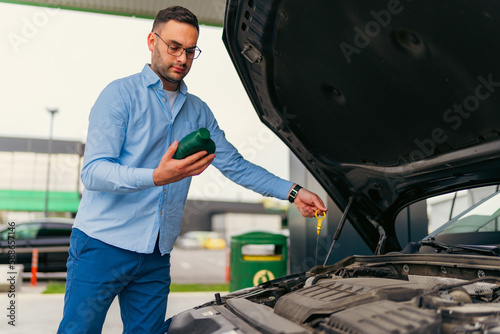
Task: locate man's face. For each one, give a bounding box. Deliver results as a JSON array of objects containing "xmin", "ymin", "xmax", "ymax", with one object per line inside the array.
[{"xmin": 148, "ymin": 20, "xmax": 199, "ymax": 91}]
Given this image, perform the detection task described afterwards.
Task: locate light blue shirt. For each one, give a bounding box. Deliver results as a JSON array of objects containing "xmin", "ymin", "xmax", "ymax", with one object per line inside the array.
[{"xmin": 74, "ymin": 64, "xmax": 293, "ymax": 255}]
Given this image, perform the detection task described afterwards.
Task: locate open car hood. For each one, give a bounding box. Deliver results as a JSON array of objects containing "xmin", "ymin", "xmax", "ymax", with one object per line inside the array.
[
  {"xmin": 167, "ymin": 2, "xmax": 500, "ymax": 333},
  {"xmin": 222, "ymin": 0, "xmax": 500, "ymax": 251}
]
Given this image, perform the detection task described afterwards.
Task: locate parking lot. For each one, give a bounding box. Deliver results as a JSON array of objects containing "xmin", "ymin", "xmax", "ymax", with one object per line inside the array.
[
  {"xmin": 171, "ymin": 248, "xmax": 227, "ymax": 283},
  {"xmin": 0, "ymin": 248, "xmax": 227, "ymax": 333}
]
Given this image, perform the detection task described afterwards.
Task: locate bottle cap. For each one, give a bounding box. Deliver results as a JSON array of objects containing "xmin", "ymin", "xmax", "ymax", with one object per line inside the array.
[{"xmin": 197, "ymin": 128, "xmax": 210, "ymax": 142}]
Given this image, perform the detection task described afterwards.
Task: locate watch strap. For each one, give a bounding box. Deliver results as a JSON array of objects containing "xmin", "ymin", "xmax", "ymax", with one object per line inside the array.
[{"xmin": 288, "ymin": 184, "xmax": 302, "ymax": 203}]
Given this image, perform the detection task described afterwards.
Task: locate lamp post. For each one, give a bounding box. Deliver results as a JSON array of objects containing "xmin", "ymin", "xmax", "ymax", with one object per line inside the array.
[{"xmin": 45, "ymin": 107, "xmax": 58, "ymax": 217}]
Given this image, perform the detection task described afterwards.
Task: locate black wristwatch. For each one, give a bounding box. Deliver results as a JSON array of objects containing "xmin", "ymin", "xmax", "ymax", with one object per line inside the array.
[{"xmin": 288, "ymin": 184, "xmax": 302, "ymax": 203}]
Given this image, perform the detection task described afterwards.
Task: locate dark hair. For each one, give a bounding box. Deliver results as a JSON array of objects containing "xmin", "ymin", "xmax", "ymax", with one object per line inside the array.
[{"xmin": 152, "ymin": 6, "xmax": 199, "ymax": 32}]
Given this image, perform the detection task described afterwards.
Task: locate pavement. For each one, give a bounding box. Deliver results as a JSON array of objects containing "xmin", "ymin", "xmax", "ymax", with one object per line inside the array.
[
  {"xmin": 0, "ymin": 248, "xmax": 229, "ymax": 333},
  {"xmin": 0, "ymin": 282, "xmax": 221, "ymax": 333}
]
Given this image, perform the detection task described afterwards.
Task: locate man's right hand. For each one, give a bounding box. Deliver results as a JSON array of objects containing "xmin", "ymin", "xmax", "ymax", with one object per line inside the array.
[{"xmin": 152, "ymin": 141, "xmax": 215, "ymax": 186}]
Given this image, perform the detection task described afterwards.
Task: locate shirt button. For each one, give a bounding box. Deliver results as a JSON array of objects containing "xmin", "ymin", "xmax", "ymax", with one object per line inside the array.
[
  {"xmin": 159, "ymin": 211, "xmax": 162, "ymax": 215},
  {"xmin": 163, "ymin": 98, "xmax": 166, "ymax": 102},
  {"xmin": 163, "ymin": 189, "xmax": 166, "ymax": 194}
]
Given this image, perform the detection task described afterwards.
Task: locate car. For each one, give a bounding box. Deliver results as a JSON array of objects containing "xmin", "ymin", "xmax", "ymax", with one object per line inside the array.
[
  {"xmin": 204, "ymin": 233, "xmax": 227, "ymax": 250},
  {"xmin": 176, "ymin": 231, "xmax": 226, "ymax": 250},
  {"xmin": 0, "ymin": 218, "xmax": 73, "ymax": 273},
  {"xmin": 175, "ymin": 231, "xmax": 203, "ymax": 249},
  {"xmin": 167, "ymin": 0, "xmax": 500, "ymax": 333}
]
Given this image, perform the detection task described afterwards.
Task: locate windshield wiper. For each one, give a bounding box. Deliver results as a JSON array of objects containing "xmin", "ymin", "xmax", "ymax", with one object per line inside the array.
[{"xmin": 421, "ymin": 238, "xmax": 500, "ymax": 256}]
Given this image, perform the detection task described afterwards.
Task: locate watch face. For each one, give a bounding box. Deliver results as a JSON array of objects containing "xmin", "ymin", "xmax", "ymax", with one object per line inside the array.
[{"xmin": 289, "ymin": 186, "xmax": 300, "ymax": 203}]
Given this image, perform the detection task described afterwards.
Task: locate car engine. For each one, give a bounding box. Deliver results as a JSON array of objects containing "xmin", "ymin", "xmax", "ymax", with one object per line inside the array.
[{"xmin": 168, "ymin": 254, "xmax": 500, "ymax": 334}]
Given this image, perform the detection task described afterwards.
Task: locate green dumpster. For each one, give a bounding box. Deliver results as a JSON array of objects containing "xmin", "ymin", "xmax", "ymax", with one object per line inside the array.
[{"xmin": 229, "ymin": 231, "xmax": 287, "ymax": 291}]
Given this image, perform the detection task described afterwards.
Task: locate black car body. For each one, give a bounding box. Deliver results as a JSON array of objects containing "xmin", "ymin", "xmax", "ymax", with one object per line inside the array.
[
  {"xmin": 0, "ymin": 218, "xmax": 73, "ymax": 272},
  {"xmin": 169, "ymin": 1, "xmax": 500, "ymax": 333}
]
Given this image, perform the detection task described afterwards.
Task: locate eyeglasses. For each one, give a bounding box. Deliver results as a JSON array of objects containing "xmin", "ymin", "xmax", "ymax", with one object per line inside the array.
[{"xmin": 154, "ymin": 32, "xmax": 202, "ymax": 59}]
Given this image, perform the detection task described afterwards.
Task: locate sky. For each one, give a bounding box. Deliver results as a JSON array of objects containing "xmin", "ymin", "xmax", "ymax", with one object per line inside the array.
[{"xmin": 0, "ymin": 3, "xmax": 291, "ymax": 204}]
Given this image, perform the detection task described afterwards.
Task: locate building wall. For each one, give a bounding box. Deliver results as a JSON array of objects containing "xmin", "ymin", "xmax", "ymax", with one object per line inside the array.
[{"xmin": 181, "ymin": 199, "xmax": 286, "ymax": 235}]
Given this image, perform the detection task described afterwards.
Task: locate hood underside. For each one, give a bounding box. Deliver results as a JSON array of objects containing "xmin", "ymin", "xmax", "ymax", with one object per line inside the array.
[{"xmin": 223, "ymin": 0, "xmax": 500, "ymax": 251}]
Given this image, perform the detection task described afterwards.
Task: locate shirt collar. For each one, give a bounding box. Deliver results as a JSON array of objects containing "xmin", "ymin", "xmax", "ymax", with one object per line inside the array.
[{"xmin": 142, "ymin": 64, "xmax": 188, "ymax": 95}]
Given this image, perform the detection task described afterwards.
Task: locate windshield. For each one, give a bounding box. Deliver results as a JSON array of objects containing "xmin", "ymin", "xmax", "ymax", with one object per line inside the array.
[{"xmin": 423, "ymin": 191, "xmax": 500, "ymax": 248}]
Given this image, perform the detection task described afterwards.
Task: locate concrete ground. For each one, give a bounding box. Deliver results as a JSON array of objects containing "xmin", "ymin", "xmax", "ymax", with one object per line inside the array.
[
  {"xmin": 0, "ymin": 283, "xmax": 219, "ymax": 333},
  {"xmin": 0, "ymin": 248, "xmax": 228, "ymax": 333}
]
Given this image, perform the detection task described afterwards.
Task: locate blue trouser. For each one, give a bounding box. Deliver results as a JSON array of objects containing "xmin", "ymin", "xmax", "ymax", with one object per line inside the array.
[{"xmin": 57, "ymin": 228, "xmax": 171, "ymax": 334}]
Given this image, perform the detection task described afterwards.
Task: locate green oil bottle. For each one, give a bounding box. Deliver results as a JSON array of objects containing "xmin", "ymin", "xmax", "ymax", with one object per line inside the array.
[{"xmin": 173, "ymin": 128, "xmax": 216, "ymax": 159}]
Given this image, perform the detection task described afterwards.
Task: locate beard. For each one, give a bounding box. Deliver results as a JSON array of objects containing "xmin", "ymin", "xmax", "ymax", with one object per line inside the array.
[
  {"xmin": 151, "ymin": 47, "xmax": 189, "ymax": 84},
  {"xmin": 155, "ymin": 62, "xmax": 186, "ymax": 84}
]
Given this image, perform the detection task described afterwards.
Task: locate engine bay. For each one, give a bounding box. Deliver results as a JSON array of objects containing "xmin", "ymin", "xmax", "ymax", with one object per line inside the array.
[{"xmin": 169, "ymin": 254, "xmax": 500, "ymax": 334}]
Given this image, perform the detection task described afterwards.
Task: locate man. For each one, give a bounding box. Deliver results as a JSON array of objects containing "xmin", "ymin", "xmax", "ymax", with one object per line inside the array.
[{"xmin": 58, "ymin": 6, "xmax": 326, "ymax": 334}]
